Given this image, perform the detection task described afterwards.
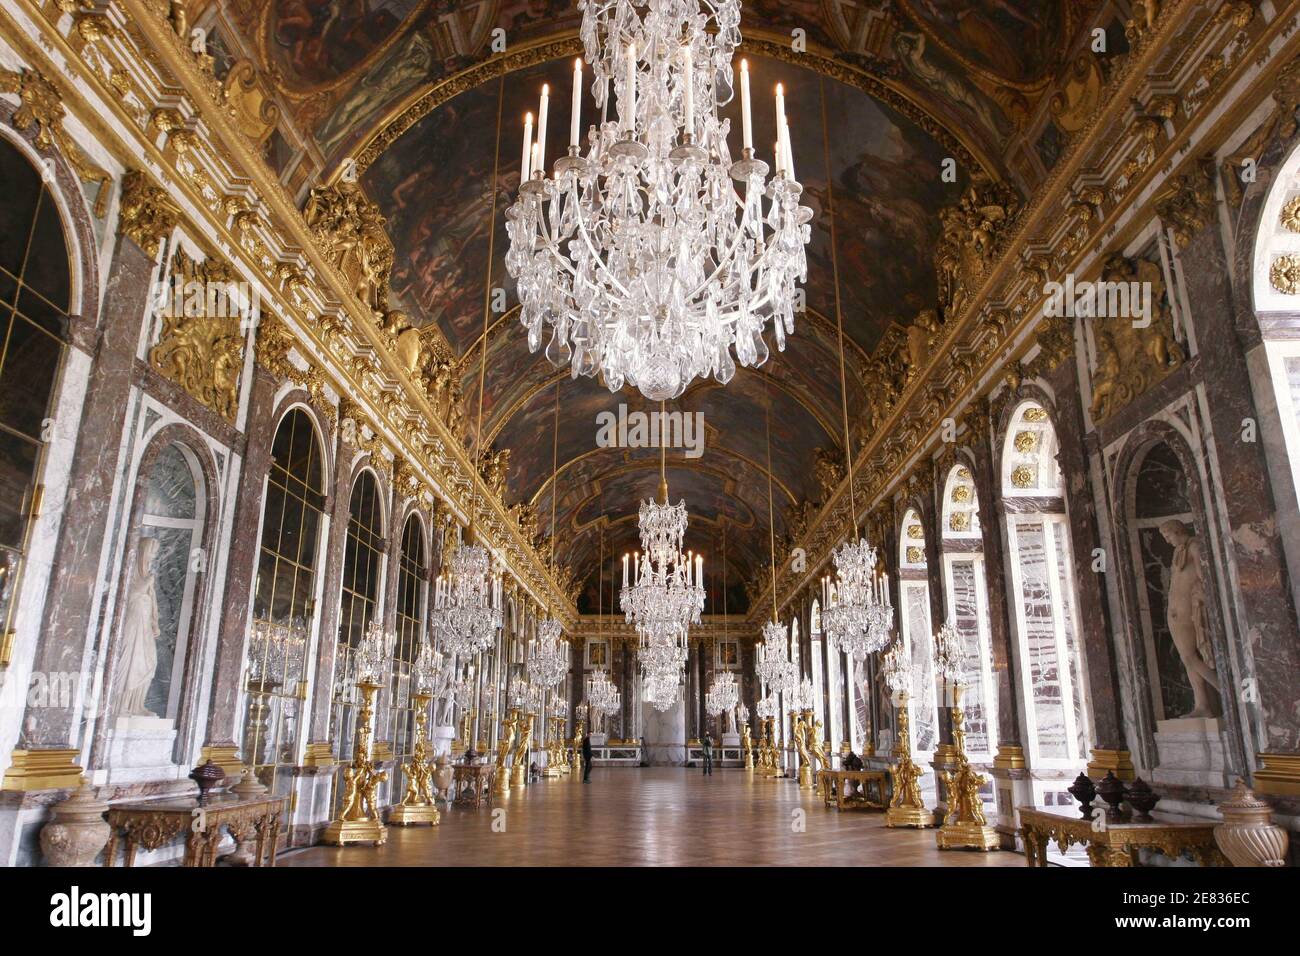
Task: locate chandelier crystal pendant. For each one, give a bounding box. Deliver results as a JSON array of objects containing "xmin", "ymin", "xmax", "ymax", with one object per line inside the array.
[
  {"xmin": 505, "ymin": 0, "xmax": 813, "ymax": 400},
  {"xmin": 822, "ymin": 538, "xmax": 894, "ymax": 660},
  {"xmin": 431, "ymin": 536, "xmax": 504, "ymax": 659}
]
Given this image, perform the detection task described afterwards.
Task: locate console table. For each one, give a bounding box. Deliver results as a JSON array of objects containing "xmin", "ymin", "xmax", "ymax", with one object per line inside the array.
[
  {"xmin": 821, "ymin": 770, "xmax": 890, "ymax": 811},
  {"xmin": 103, "ymin": 794, "xmax": 285, "ymax": 867},
  {"xmin": 453, "ymin": 764, "xmax": 495, "ymax": 806},
  {"xmin": 1018, "ymin": 805, "xmax": 1228, "ymax": 867}
]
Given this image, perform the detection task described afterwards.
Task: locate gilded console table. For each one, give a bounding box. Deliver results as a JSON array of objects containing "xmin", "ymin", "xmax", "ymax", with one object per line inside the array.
[
  {"xmin": 103, "ymin": 794, "xmax": 285, "ymax": 867},
  {"xmin": 821, "ymin": 770, "xmax": 889, "ymax": 811},
  {"xmin": 453, "ymin": 764, "xmax": 496, "ymax": 807},
  {"xmin": 1018, "ymin": 805, "xmax": 1227, "ymax": 868}
]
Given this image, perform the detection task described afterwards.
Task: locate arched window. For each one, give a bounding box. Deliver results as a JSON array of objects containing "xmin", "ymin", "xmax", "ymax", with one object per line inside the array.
[
  {"xmin": 1002, "ymin": 401, "xmax": 1090, "ymax": 773},
  {"xmin": 246, "ymin": 408, "xmax": 326, "ymax": 793},
  {"xmin": 940, "ymin": 465, "xmax": 997, "ymax": 760},
  {"xmin": 330, "ymin": 469, "xmax": 386, "ymax": 777},
  {"xmin": 132, "ymin": 443, "xmax": 206, "ymax": 738},
  {"xmin": 898, "ymin": 508, "xmax": 938, "ymax": 756},
  {"xmin": 0, "ymin": 136, "xmax": 72, "ymax": 635},
  {"xmin": 387, "ymin": 512, "xmax": 427, "ymax": 798}
]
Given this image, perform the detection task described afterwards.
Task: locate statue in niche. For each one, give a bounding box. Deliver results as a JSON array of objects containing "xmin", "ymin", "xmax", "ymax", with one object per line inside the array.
[
  {"xmin": 116, "ymin": 537, "xmax": 162, "ymax": 718},
  {"xmin": 1159, "ymin": 519, "xmax": 1219, "ymax": 719}
]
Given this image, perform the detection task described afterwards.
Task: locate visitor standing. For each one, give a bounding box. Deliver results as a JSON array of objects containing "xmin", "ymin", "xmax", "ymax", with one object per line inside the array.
[
  {"xmin": 582, "ymin": 732, "xmax": 593, "ymax": 783},
  {"xmin": 702, "ymin": 733, "xmax": 714, "ymax": 776}
]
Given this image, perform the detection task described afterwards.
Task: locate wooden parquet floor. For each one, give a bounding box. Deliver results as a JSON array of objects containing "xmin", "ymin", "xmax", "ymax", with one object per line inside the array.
[{"xmin": 280, "ymin": 767, "xmax": 1026, "ymax": 867}]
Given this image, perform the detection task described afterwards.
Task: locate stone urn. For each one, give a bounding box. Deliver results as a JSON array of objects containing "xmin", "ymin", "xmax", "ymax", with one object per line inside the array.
[
  {"xmin": 433, "ymin": 754, "xmax": 455, "ymax": 804},
  {"xmin": 1214, "ymin": 778, "xmax": 1290, "ymax": 867},
  {"xmin": 40, "ymin": 780, "xmax": 110, "ymax": 867}
]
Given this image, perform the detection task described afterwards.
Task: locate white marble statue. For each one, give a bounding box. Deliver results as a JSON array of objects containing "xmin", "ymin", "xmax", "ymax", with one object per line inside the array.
[
  {"xmin": 1159, "ymin": 519, "xmax": 1219, "ymax": 719},
  {"xmin": 116, "ymin": 537, "xmax": 161, "ymax": 718}
]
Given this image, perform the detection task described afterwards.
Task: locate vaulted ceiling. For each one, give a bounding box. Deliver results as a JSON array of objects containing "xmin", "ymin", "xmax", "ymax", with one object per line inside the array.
[{"xmin": 219, "ymin": 1, "xmax": 1095, "ymax": 612}]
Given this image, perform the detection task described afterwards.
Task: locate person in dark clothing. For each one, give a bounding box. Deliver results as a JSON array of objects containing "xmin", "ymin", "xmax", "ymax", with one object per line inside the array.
[
  {"xmin": 581, "ymin": 733, "xmax": 593, "ymax": 782},
  {"xmin": 701, "ymin": 734, "xmax": 714, "ymax": 775}
]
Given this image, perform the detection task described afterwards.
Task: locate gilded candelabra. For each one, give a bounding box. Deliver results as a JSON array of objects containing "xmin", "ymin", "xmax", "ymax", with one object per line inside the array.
[
  {"xmin": 322, "ymin": 678, "xmax": 388, "ymax": 845},
  {"xmin": 493, "ymin": 710, "xmax": 517, "ymax": 795},
  {"xmin": 571, "ymin": 719, "xmax": 584, "ymax": 780},
  {"xmin": 885, "ymin": 691, "xmax": 933, "ymax": 829},
  {"xmin": 390, "ymin": 691, "xmax": 440, "ymax": 826},
  {"xmin": 741, "ymin": 722, "xmax": 754, "ymax": 771},
  {"xmin": 511, "ymin": 712, "xmax": 535, "ymax": 787},
  {"xmin": 792, "ymin": 711, "xmax": 813, "ymax": 789},
  {"xmin": 935, "ymin": 684, "xmax": 998, "ymax": 850},
  {"xmin": 758, "ymin": 717, "xmax": 778, "ymax": 776},
  {"xmin": 804, "ymin": 709, "xmax": 828, "ymax": 789}
]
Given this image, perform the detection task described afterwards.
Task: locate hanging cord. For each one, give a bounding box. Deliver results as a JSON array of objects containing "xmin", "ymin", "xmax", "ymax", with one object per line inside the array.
[
  {"xmin": 820, "ymin": 77, "xmax": 857, "ymax": 537},
  {"xmin": 547, "ymin": 378, "xmax": 560, "ymax": 615},
  {"xmin": 765, "ymin": 372, "xmax": 778, "ymax": 624},
  {"xmin": 470, "ymin": 76, "xmax": 507, "ymax": 540}
]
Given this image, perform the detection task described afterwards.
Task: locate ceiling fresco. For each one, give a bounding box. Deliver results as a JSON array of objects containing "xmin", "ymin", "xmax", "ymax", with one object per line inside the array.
[{"xmin": 215, "ymin": 0, "xmax": 1094, "ymax": 603}]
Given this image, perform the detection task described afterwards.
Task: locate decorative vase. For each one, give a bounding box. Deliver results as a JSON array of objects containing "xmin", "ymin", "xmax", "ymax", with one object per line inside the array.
[
  {"xmin": 39, "ymin": 780, "xmax": 111, "ymax": 867},
  {"xmin": 189, "ymin": 759, "xmax": 225, "ymax": 806},
  {"xmin": 1068, "ymin": 772, "xmax": 1097, "ymax": 819},
  {"xmin": 231, "ymin": 767, "xmax": 267, "ymax": 797},
  {"xmin": 1125, "ymin": 777, "xmax": 1159, "ymax": 822},
  {"xmin": 433, "ymin": 754, "xmax": 454, "ymax": 803},
  {"xmin": 1214, "ymin": 778, "xmax": 1290, "ymax": 867},
  {"xmin": 1095, "ymin": 771, "xmax": 1128, "ymax": 821}
]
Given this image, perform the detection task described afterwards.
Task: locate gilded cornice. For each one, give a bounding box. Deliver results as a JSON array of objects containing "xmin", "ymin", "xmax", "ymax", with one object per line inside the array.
[
  {"xmin": 0, "ymin": 0, "xmax": 576, "ymax": 624},
  {"xmin": 750, "ymin": 0, "xmax": 1295, "ymax": 625}
]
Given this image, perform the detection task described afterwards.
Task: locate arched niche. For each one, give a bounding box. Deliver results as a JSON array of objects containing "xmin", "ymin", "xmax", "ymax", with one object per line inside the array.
[{"xmin": 1002, "ymin": 401, "xmax": 1063, "ymax": 497}]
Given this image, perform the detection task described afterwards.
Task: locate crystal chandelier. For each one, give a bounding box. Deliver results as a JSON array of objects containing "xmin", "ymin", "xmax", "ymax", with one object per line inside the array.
[
  {"xmin": 247, "ymin": 617, "xmax": 308, "ymax": 688},
  {"xmin": 644, "ymin": 668, "xmax": 681, "ymax": 712},
  {"xmin": 354, "ymin": 620, "xmax": 396, "ymax": 685},
  {"xmin": 412, "ymin": 640, "xmax": 452, "ymax": 698},
  {"xmin": 881, "ymin": 640, "xmax": 912, "ymax": 698},
  {"xmin": 528, "ymin": 617, "xmax": 570, "ymax": 688},
  {"xmin": 705, "ymin": 670, "xmax": 738, "ymax": 717},
  {"xmin": 505, "ymin": 0, "xmax": 813, "ymax": 400},
  {"xmin": 822, "ymin": 538, "xmax": 894, "ymax": 660},
  {"xmin": 620, "ymin": 496, "xmax": 705, "ymax": 638},
  {"xmin": 755, "ymin": 694, "xmax": 777, "ymax": 720},
  {"xmin": 431, "ymin": 536, "xmax": 503, "ymax": 658},
  {"xmin": 755, "ymin": 620, "xmax": 797, "ymax": 694},
  {"xmin": 933, "ymin": 619, "xmax": 967, "ymax": 686},
  {"xmin": 588, "ymin": 669, "xmax": 621, "ymax": 716}
]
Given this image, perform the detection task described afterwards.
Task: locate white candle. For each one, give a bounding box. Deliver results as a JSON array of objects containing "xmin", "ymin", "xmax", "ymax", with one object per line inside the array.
[
  {"xmin": 780, "ymin": 113, "xmax": 795, "ymax": 181},
  {"xmin": 774, "ymin": 140, "xmax": 784, "ymax": 176},
  {"xmin": 536, "ymin": 84, "xmax": 550, "ymax": 174},
  {"xmin": 682, "ymin": 45, "xmax": 694, "ymax": 136},
  {"xmin": 570, "ymin": 59, "xmax": 582, "ymax": 148},
  {"xmin": 695, "ymin": 554, "xmax": 702, "ymax": 586},
  {"xmin": 775, "ymin": 84, "xmax": 787, "ymax": 175},
  {"xmin": 739, "ymin": 59, "xmax": 753, "ymax": 151},
  {"xmin": 625, "ymin": 42, "xmax": 637, "ymax": 131},
  {"xmin": 623, "ymin": 553, "xmax": 629, "ymax": 586},
  {"xmin": 521, "ymin": 112, "xmax": 533, "ymax": 180}
]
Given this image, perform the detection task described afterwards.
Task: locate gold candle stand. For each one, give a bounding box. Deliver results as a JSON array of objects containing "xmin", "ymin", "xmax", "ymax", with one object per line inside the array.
[
  {"xmin": 885, "ymin": 690, "xmax": 933, "ymax": 829},
  {"xmin": 389, "ymin": 691, "xmax": 440, "ymax": 826},
  {"xmin": 511, "ymin": 712, "xmax": 535, "ymax": 787},
  {"xmin": 936, "ymin": 684, "xmax": 998, "ymax": 850},
  {"xmin": 323, "ymin": 679, "xmax": 388, "ymax": 845},
  {"xmin": 493, "ymin": 710, "xmax": 517, "ymax": 795}
]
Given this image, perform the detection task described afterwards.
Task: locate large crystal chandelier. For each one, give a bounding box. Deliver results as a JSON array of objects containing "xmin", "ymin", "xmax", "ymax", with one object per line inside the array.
[
  {"xmin": 822, "ymin": 539, "xmax": 894, "ymax": 660},
  {"xmin": 505, "ymin": 0, "xmax": 813, "ymax": 400},
  {"xmin": 755, "ymin": 621, "xmax": 797, "ymax": 694},
  {"xmin": 588, "ymin": 669, "xmax": 622, "ymax": 716},
  {"xmin": 705, "ymin": 671, "xmax": 738, "ymax": 718},
  {"xmin": 431, "ymin": 536, "xmax": 503, "ymax": 659},
  {"xmin": 620, "ymin": 494, "xmax": 705, "ymax": 638},
  {"xmin": 644, "ymin": 668, "xmax": 681, "ymax": 712},
  {"xmin": 528, "ymin": 618, "xmax": 570, "ymax": 688}
]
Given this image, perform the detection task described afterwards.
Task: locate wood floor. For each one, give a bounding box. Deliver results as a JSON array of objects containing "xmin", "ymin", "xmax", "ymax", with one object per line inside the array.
[{"xmin": 280, "ymin": 767, "xmax": 1027, "ymax": 867}]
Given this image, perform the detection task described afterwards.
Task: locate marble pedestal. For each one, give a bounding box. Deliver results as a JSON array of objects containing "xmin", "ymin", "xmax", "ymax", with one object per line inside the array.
[
  {"xmin": 104, "ymin": 717, "xmax": 181, "ymax": 785},
  {"xmin": 1153, "ymin": 717, "xmax": 1232, "ymax": 788}
]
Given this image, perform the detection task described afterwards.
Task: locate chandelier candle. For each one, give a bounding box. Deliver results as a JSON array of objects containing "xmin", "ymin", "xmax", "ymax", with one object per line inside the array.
[
  {"xmin": 571, "ymin": 59, "xmax": 582, "ymax": 147},
  {"xmin": 740, "ymin": 58, "xmax": 753, "ymax": 151},
  {"xmin": 536, "ymin": 84, "xmax": 549, "ymax": 174},
  {"xmin": 505, "ymin": 0, "xmax": 813, "ymax": 400},
  {"xmin": 521, "ymin": 111, "xmax": 533, "ymax": 180}
]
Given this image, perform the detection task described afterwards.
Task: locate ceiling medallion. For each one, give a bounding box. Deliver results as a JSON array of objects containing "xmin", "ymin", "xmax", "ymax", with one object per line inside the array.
[{"xmin": 505, "ymin": 0, "xmax": 813, "ymax": 400}]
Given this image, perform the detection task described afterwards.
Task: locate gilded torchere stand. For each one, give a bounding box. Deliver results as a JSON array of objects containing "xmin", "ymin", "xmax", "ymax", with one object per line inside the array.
[
  {"xmin": 886, "ymin": 691, "xmax": 934, "ymax": 829},
  {"xmin": 792, "ymin": 711, "xmax": 813, "ymax": 789},
  {"xmin": 571, "ymin": 719, "xmax": 584, "ymax": 780},
  {"xmin": 493, "ymin": 710, "xmax": 517, "ymax": 795},
  {"xmin": 759, "ymin": 717, "xmax": 778, "ymax": 776},
  {"xmin": 936, "ymin": 685, "xmax": 998, "ymax": 851},
  {"xmin": 742, "ymin": 722, "xmax": 754, "ymax": 771},
  {"xmin": 390, "ymin": 691, "xmax": 441, "ymax": 826},
  {"xmin": 322, "ymin": 679, "xmax": 388, "ymax": 845},
  {"xmin": 511, "ymin": 712, "xmax": 535, "ymax": 787}
]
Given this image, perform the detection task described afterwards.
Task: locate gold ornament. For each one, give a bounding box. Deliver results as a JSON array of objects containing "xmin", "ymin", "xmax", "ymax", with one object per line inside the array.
[
  {"xmin": 389, "ymin": 692, "xmax": 440, "ymax": 826},
  {"xmin": 936, "ymin": 685, "xmax": 999, "ymax": 851},
  {"xmin": 322, "ymin": 680, "xmax": 388, "ymax": 846},
  {"xmin": 886, "ymin": 692, "xmax": 934, "ymax": 829}
]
